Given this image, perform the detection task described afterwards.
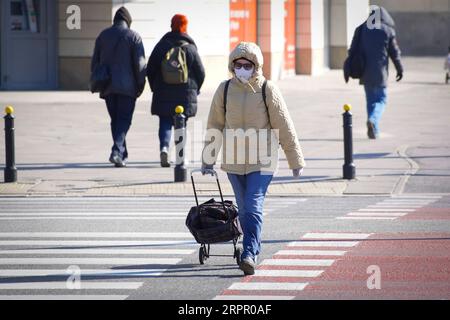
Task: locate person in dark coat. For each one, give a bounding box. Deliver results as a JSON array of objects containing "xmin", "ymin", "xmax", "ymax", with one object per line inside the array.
[
  {"xmin": 91, "ymin": 6, "xmax": 146, "ymax": 167},
  {"xmin": 147, "ymin": 14, "xmax": 205, "ymax": 167},
  {"xmin": 346, "ymin": 6, "xmax": 403, "ymax": 139}
]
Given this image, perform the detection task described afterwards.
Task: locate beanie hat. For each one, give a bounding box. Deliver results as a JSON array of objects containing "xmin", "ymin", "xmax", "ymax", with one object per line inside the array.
[
  {"xmin": 114, "ymin": 6, "xmax": 132, "ymax": 27},
  {"xmin": 171, "ymin": 14, "xmax": 188, "ymax": 33}
]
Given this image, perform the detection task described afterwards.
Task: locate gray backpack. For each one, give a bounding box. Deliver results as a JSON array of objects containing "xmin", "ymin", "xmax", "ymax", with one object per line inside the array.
[{"xmin": 161, "ymin": 41, "xmax": 189, "ymax": 84}]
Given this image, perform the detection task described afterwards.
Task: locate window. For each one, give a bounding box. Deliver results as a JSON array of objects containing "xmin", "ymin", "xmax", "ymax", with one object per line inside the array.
[{"xmin": 10, "ymin": 0, "xmax": 40, "ymax": 33}]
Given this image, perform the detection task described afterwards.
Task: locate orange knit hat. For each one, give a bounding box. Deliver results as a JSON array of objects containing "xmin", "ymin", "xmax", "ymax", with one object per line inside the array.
[{"xmin": 171, "ymin": 14, "xmax": 188, "ymax": 33}]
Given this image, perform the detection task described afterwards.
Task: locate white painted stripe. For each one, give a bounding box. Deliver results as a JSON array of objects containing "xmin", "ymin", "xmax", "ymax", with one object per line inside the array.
[
  {"xmin": 358, "ymin": 208, "xmax": 415, "ymax": 212},
  {"xmin": 0, "ymin": 217, "xmax": 186, "ymax": 220},
  {"xmin": 369, "ymin": 204, "xmax": 422, "ymax": 208},
  {"xmin": 382, "ymin": 200, "xmax": 433, "ymax": 203},
  {"xmin": 287, "ymin": 241, "xmax": 358, "ymax": 247},
  {"xmin": 0, "ymin": 295, "xmax": 129, "ymax": 300},
  {"xmin": 0, "ymin": 269, "xmax": 167, "ymax": 277},
  {"xmin": 0, "ymin": 240, "xmax": 197, "ymax": 246},
  {"xmin": 260, "ymin": 259, "xmax": 334, "ymax": 267},
  {"xmin": 254, "ymin": 270, "xmax": 323, "ymax": 277},
  {"xmin": 0, "ymin": 282, "xmax": 143, "ymax": 290},
  {"xmin": 275, "ymin": 250, "xmax": 346, "ymax": 256},
  {"xmin": 302, "ymin": 233, "xmax": 372, "ymax": 240},
  {"xmin": 0, "ymin": 249, "xmax": 195, "ymax": 255},
  {"xmin": 391, "ymin": 196, "xmax": 441, "ymax": 199},
  {"xmin": 0, "ymin": 258, "xmax": 181, "ymax": 265},
  {"xmin": 214, "ymin": 295, "xmax": 294, "ymax": 300},
  {"xmin": 0, "ymin": 212, "xmax": 187, "ymax": 216},
  {"xmin": 336, "ymin": 216, "xmax": 397, "ymax": 220},
  {"xmin": 347, "ymin": 212, "xmax": 408, "ymax": 217},
  {"xmin": 229, "ymin": 282, "xmax": 308, "ymax": 291},
  {"xmin": 0, "ymin": 232, "xmax": 192, "ymax": 238}
]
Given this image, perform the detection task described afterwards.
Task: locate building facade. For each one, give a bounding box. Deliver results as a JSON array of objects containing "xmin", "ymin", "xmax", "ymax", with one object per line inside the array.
[
  {"xmin": 0, "ymin": 0, "xmax": 371, "ymax": 90},
  {"xmin": 371, "ymin": 0, "xmax": 450, "ymax": 56}
]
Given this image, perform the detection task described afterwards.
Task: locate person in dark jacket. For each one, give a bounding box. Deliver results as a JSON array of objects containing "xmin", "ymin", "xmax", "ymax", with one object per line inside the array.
[
  {"xmin": 91, "ymin": 7, "xmax": 146, "ymax": 167},
  {"xmin": 147, "ymin": 14, "xmax": 205, "ymax": 167},
  {"xmin": 345, "ymin": 6, "xmax": 403, "ymax": 139}
]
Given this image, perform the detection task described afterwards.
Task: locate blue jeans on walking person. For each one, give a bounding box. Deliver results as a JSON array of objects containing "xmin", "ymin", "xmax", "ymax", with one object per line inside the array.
[
  {"xmin": 158, "ymin": 116, "xmax": 173, "ymax": 151},
  {"xmin": 105, "ymin": 94, "xmax": 136, "ymax": 160},
  {"xmin": 364, "ymin": 85, "xmax": 387, "ymax": 137},
  {"xmin": 227, "ymin": 171, "xmax": 273, "ymax": 262},
  {"xmin": 159, "ymin": 115, "xmax": 188, "ymax": 151}
]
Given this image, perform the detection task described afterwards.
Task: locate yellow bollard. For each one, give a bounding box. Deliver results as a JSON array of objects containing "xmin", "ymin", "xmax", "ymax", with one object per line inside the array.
[{"xmin": 5, "ymin": 105, "xmax": 14, "ymax": 115}]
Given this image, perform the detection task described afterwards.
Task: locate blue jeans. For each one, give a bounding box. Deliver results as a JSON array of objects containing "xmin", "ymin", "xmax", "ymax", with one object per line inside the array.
[
  {"xmin": 105, "ymin": 94, "xmax": 136, "ymax": 160},
  {"xmin": 364, "ymin": 85, "xmax": 387, "ymax": 137},
  {"xmin": 158, "ymin": 116, "xmax": 173, "ymax": 151},
  {"xmin": 227, "ymin": 171, "xmax": 273, "ymax": 261},
  {"xmin": 158, "ymin": 116, "xmax": 189, "ymax": 151}
]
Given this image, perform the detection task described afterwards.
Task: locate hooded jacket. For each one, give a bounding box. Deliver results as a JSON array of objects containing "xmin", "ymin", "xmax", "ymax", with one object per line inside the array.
[
  {"xmin": 348, "ymin": 7, "xmax": 403, "ymax": 87},
  {"xmin": 203, "ymin": 42, "xmax": 305, "ymax": 175},
  {"xmin": 91, "ymin": 12, "xmax": 146, "ymax": 99},
  {"xmin": 147, "ymin": 32, "xmax": 205, "ymax": 118}
]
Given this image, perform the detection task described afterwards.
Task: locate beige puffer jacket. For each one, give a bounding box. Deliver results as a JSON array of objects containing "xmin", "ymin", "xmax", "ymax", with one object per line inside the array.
[{"xmin": 203, "ymin": 42, "xmax": 305, "ymax": 175}]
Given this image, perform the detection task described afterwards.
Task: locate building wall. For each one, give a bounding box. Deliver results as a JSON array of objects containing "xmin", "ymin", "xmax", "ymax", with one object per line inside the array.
[
  {"xmin": 58, "ymin": 0, "xmax": 112, "ymax": 90},
  {"xmin": 370, "ymin": 0, "xmax": 450, "ymax": 55},
  {"xmin": 56, "ymin": 0, "xmax": 372, "ymax": 90},
  {"xmin": 58, "ymin": 0, "xmax": 230, "ymax": 90},
  {"xmin": 329, "ymin": 0, "xmax": 368, "ymax": 69}
]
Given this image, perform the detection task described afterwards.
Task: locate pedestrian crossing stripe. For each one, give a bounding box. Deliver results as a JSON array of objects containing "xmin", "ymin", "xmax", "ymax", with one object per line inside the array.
[
  {"xmin": 0, "ymin": 269, "xmax": 169, "ymax": 277},
  {"xmin": 0, "ymin": 257, "xmax": 182, "ymax": 265},
  {"xmin": 214, "ymin": 295, "xmax": 295, "ymax": 300},
  {"xmin": 228, "ymin": 282, "xmax": 308, "ymax": 291},
  {"xmin": 275, "ymin": 250, "xmax": 346, "ymax": 256},
  {"xmin": 0, "ymin": 282, "xmax": 143, "ymax": 290},
  {"xmin": 287, "ymin": 241, "xmax": 358, "ymax": 247},
  {"xmin": 253, "ymin": 270, "xmax": 323, "ymax": 277},
  {"xmin": 260, "ymin": 259, "xmax": 334, "ymax": 267},
  {"xmin": 0, "ymin": 232, "xmax": 193, "ymax": 238},
  {"xmin": 302, "ymin": 233, "xmax": 372, "ymax": 240},
  {"xmin": 0, "ymin": 248, "xmax": 195, "ymax": 255},
  {"xmin": 0, "ymin": 295, "xmax": 129, "ymax": 300},
  {"xmin": 0, "ymin": 240, "xmax": 197, "ymax": 246},
  {"xmin": 347, "ymin": 212, "xmax": 408, "ymax": 217}
]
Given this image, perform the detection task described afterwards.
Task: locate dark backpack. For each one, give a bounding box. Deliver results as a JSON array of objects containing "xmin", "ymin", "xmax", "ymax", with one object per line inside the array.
[
  {"xmin": 90, "ymin": 35, "xmax": 124, "ymax": 93},
  {"xmin": 186, "ymin": 198, "xmax": 242, "ymax": 244},
  {"xmin": 161, "ymin": 41, "xmax": 189, "ymax": 84},
  {"xmin": 344, "ymin": 25, "xmax": 365, "ymax": 80}
]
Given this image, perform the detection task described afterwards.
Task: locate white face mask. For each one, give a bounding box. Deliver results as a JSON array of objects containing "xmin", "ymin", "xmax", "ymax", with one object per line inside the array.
[{"xmin": 234, "ymin": 67, "xmax": 254, "ymax": 84}]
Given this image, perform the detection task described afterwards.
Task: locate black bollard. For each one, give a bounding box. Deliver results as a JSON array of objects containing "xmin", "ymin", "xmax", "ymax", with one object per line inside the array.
[
  {"xmin": 174, "ymin": 105, "xmax": 187, "ymax": 182},
  {"xmin": 4, "ymin": 106, "xmax": 17, "ymax": 183},
  {"xmin": 343, "ymin": 104, "xmax": 355, "ymax": 180}
]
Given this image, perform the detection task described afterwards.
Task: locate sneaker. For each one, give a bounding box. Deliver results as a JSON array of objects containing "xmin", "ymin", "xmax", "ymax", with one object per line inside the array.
[
  {"xmin": 367, "ymin": 121, "xmax": 377, "ymax": 139},
  {"xmin": 239, "ymin": 257, "xmax": 256, "ymax": 275},
  {"xmin": 111, "ymin": 154, "xmax": 126, "ymax": 168},
  {"xmin": 160, "ymin": 150, "xmax": 170, "ymax": 167}
]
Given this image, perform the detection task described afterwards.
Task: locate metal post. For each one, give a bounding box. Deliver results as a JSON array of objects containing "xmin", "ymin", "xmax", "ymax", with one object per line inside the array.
[
  {"xmin": 174, "ymin": 105, "xmax": 187, "ymax": 182},
  {"xmin": 4, "ymin": 106, "xmax": 17, "ymax": 183},
  {"xmin": 343, "ymin": 104, "xmax": 355, "ymax": 180}
]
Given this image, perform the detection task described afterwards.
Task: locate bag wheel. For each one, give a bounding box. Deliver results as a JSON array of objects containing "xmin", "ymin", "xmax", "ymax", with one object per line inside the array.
[
  {"xmin": 199, "ymin": 246, "xmax": 207, "ymax": 265},
  {"xmin": 234, "ymin": 247, "xmax": 243, "ymax": 266}
]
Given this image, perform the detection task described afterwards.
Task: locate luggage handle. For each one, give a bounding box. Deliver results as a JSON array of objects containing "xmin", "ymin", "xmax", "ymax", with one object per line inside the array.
[{"xmin": 190, "ymin": 168, "xmax": 226, "ymax": 210}]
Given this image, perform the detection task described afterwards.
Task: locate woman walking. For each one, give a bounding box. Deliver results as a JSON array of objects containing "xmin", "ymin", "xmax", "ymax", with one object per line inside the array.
[
  {"xmin": 201, "ymin": 42, "xmax": 305, "ymax": 275},
  {"xmin": 147, "ymin": 14, "xmax": 205, "ymax": 167}
]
